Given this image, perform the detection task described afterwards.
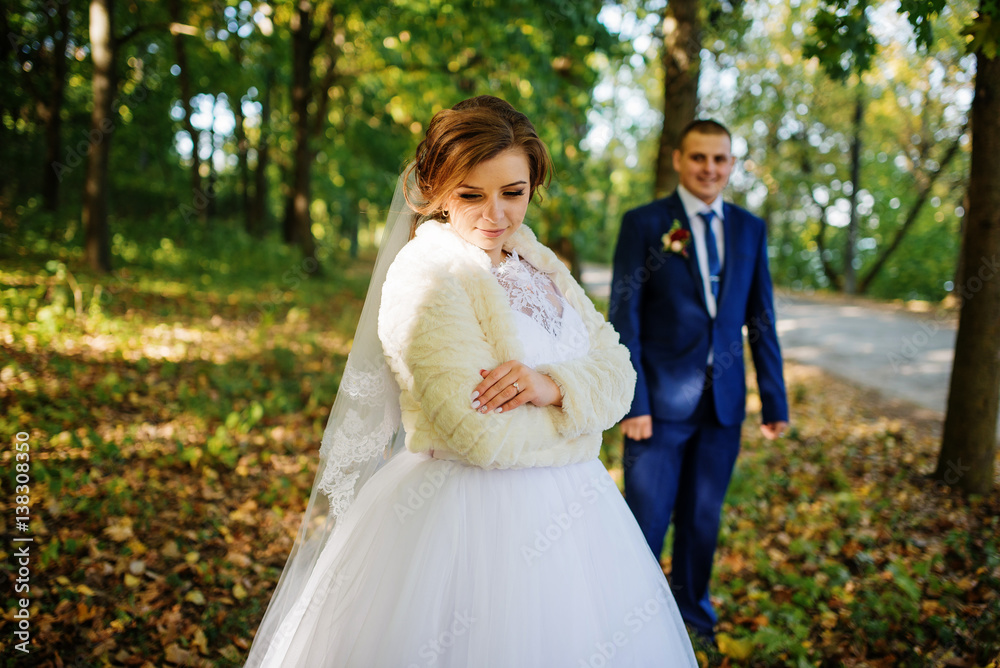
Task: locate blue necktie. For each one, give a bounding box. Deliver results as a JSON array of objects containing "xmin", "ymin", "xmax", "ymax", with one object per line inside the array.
[{"xmin": 699, "ymin": 210, "xmax": 721, "ymax": 303}]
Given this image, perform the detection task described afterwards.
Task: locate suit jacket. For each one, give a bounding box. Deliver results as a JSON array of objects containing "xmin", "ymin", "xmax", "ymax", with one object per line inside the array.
[{"xmin": 609, "ymin": 192, "xmax": 788, "ymax": 427}]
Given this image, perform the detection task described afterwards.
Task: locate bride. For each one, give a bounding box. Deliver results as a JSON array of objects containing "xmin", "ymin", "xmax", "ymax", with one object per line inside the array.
[{"xmin": 244, "ymin": 95, "xmax": 697, "ymax": 667}]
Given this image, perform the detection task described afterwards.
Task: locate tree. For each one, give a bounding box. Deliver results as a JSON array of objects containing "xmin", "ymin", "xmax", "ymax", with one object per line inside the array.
[
  {"xmin": 711, "ymin": 0, "xmax": 970, "ymax": 301},
  {"xmin": 807, "ymin": 0, "xmax": 998, "ymax": 493},
  {"xmin": 82, "ymin": 0, "xmax": 115, "ymax": 272},
  {"xmin": 166, "ymin": 0, "xmax": 203, "ymax": 220},
  {"xmin": 935, "ymin": 0, "xmax": 1000, "ymax": 494},
  {"xmin": 7, "ymin": 0, "xmax": 81, "ymax": 212},
  {"xmin": 283, "ymin": 0, "xmax": 340, "ymax": 264},
  {"xmin": 654, "ymin": 0, "xmax": 701, "ymax": 197}
]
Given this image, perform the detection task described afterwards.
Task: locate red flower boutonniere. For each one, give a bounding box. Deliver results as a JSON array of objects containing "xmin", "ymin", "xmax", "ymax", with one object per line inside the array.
[{"xmin": 662, "ymin": 220, "xmax": 691, "ymax": 258}]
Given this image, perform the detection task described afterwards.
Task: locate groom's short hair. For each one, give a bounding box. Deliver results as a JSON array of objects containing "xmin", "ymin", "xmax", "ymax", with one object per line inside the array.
[{"xmin": 678, "ymin": 119, "xmax": 731, "ymax": 147}]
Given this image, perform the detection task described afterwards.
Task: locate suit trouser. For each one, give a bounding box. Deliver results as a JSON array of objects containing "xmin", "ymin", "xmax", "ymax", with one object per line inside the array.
[{"xmin": 622, "ymin": 380, "xmax": 742, "ymax": 636}]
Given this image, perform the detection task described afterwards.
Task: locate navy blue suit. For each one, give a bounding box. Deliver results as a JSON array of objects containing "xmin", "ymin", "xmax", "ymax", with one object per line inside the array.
[{"xmin": 609, "ymin": 192, "xmax": 788, "ymax": 635}]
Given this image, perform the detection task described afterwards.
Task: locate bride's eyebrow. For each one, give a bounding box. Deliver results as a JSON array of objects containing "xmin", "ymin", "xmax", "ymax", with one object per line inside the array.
[{"xmin": 457, "ymin": 180, "xmax": 528, "ymax": 190}]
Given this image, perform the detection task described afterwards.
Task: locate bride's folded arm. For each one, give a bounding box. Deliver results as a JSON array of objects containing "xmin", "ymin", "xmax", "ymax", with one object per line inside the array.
[
  {"xmin": 535, "ymin": 275, "xmax": 637, "ymax": 440},
  {"xmin": 379, "ymin": 259, "xmax": 601, "ymax": 469}
]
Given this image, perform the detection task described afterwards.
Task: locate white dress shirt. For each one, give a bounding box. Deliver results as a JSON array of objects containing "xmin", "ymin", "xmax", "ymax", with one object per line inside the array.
[{"xmin": 676, "ymin": 185, "xmax": 726, "ymax": 319}]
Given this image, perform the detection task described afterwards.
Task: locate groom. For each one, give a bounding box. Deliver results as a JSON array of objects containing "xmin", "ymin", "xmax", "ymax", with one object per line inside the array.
[{"xmin": 609, "ymin": 120, "xmax": 788, "ymax": 641}]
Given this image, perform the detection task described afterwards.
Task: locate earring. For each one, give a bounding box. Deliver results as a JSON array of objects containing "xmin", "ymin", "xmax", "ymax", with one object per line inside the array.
[{"xmin": 442, "ymin": 210, "xmax": 449, "ymax": 219}]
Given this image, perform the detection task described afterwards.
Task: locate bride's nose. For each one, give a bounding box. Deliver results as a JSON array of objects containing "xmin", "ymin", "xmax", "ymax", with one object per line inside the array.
[{"xmin": 482, "ymin": 195, "xmax": 503, "ymax": 223}]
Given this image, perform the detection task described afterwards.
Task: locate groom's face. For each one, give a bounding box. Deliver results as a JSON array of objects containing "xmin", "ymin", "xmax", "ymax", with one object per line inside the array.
[{"xmin": 673, "ymin": 132, "xmax": 735, "ymax": 205}]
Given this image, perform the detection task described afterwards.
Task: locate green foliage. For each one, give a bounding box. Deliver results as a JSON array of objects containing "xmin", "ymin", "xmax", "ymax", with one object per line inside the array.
[
  {"xmin": 804, "ymin": 0, "xmax": 877, "ymax": 80},
  {"xmin": 898, "ymin": 0, "xmax": 948, "ymax": 48},
  {"xmin": 2, "ymin": 0, "xmax": 625, "ymax": 269},
  {"xmin": 702, "ymin": 0, "xmax": 973, "ymax": 301}
]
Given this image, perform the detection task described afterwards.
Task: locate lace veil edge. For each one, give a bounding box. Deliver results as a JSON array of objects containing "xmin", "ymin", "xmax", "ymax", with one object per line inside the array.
[{"xmin": 244, "ymin": 165, "xmax": 416, "ymax": 666}]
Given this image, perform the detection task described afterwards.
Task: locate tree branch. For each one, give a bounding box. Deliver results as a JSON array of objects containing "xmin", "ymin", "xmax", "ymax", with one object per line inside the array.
[
  {"xmin": 799, "ymin": 139, "xmax": 843, "ymax": 289},
  {"xmin": 858, "ymin": 124, "xmax": 969, "ymax": 293}
]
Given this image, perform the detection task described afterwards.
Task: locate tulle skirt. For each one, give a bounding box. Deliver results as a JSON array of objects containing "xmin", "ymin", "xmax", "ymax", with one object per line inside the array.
[{"xmin": 254, "ymin": 450, "xmax": 697, "ymax": 667}]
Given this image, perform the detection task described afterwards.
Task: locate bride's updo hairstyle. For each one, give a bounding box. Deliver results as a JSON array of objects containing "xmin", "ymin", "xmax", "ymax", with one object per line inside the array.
[{"xmin": 406, "ymin": 95, "xmax": 553, "ymax": 233}]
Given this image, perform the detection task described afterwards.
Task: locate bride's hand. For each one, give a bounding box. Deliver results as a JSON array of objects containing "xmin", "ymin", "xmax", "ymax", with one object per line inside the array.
[{"xmin": 471, "ymin": 361, "xmax": 563, "ymax": 414}]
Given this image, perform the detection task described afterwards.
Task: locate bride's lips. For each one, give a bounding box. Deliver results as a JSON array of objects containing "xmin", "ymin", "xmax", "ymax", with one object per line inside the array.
[{"xmin": 477, "ymin": 228, "xmax": 507, "ymax": 238}]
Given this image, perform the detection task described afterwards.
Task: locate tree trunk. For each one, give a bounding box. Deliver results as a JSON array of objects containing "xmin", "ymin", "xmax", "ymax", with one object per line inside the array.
[
  {"xmin": 935, "ymin": 45, "xmax": 1000, "ymax": 495},
  {"xmin": 653, "ymin": 0, "xmax": 701, "ymax": 199},
  {"xmin": 844, "ymin": 90, "xmax": 863, "ymax": 294},
  {"xmin": 206, "ymin": 94, "xmax": 217, "ymax": 219},
  {"xmin": 42, "ymin": 0, "xmax": 70, "ymax": 212},
  {"xmin": 234, "ymin": 96, "xmax": 251, "ymax": 232},
  {"xmin": 953, "ymin": 188, "xmax": 970, "ymax": 298},
  {"xmin": 83, "ymin": 0, "xmax": 116, "ymax": 273},
  {"xmin": 232, "ymin": 39, "xmax": 252, "ymax": 234},
  {"xmin": 251, "ymin": 70, "xmax": 272, "ymax": 237},
  {"xmin": 284, "ymin": 0, "xmax": 317, "ymax": 260},
  {"xmin": 167, "ymin": 0, "xmax": 203, "ymax": 221}
]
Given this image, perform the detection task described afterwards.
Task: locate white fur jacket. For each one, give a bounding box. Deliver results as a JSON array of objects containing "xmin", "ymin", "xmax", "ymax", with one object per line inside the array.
[{"xmin": 377, "ymin": 220, "xmax": 636, "ymax": 469}]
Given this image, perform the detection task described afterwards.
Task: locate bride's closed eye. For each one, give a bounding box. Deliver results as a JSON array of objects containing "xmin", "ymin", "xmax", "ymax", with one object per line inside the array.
[{"xmin": 457, "ymin": 191, "xmax": 526, "ymax": 200}]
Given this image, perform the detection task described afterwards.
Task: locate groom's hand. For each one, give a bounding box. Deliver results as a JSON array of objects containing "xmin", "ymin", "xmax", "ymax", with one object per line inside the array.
[
  {"xmin": 760, "ymin": 421, "xmax": 788, "ymax": 440},
  {"xmin": 620, "ymin": 415, "xmax": 653, "ymax": 441}
]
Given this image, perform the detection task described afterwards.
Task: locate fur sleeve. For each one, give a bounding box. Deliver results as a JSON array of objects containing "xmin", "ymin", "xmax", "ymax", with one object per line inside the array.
[
  {"xmin": 378, "ymin": 248, "xmax": 593, "ymax": 469},
  {"xmin": 535, "ymin": 273, "xmax": 637, "ymax": 438}
]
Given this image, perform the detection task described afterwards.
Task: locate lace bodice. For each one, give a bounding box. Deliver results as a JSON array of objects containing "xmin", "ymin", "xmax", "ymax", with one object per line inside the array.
[{"xmin": 492, "ymin": 251, "xmax": 590, "ymax": 367}]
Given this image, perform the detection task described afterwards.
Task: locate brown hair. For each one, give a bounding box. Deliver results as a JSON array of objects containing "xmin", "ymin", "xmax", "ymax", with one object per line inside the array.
[
  {"xmin": 678, "ymin": 119, "xmax": 732, "ymax": 151},
  {"xmin": 405, "ymin": 96, "xmax": 552, "ymax": 234}
]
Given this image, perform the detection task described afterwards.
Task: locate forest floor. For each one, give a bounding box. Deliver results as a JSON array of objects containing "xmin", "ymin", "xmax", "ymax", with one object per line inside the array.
[{"xmin": 1, "ymin": 225, "xmax": 999, "ymax": 667}]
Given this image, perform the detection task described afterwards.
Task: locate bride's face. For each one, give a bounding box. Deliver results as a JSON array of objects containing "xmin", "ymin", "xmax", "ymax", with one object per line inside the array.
[{"xmin": 445, "ymin": 148, "xmax": 531, "ymax": 266}]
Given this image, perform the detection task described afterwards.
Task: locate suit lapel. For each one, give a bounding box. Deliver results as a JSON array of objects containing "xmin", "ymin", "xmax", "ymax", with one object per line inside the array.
[{"xmin": 661, "ymin": 194, "xmax": 708, "ymax": 312}]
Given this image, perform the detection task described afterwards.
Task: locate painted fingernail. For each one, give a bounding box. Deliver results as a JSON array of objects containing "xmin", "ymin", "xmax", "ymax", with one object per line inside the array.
[
  {"xmin": 495, "ymin": 407, "xmax": 502, "ymax": 413},
  {"xmin": 471, "ymin": 391, "xmax": 479, "ymax": 400},
  {"xmin": 472, "ymin": 400, "xmax": 481, "ymax": 409},
  {"xmin": 479, "ymin": 406, "xmax": 487, "ymax": 413}
]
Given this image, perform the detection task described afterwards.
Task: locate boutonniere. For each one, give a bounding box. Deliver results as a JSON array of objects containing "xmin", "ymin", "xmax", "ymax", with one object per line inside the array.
[{"xmin": 662, "ymin": 220, "xmax": 691, "ymax": 258}]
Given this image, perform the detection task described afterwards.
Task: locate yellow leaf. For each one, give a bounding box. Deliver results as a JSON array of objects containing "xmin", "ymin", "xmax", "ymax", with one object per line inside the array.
[
  {"xmin": 164, "ymin": 643, "xmax": 194, "ymax": 665},
  {"xmin": 126, "ymin": 539, "xmax": 148, "ymax": 555},
  {"xmin": 717, "ymin": 633, "xmax": 754, "ymax": 660},
  {"xmin": 104, "ymin": 517, "xmax": 134, "ymax": 542},
  {"xmin": 185, "ymin": 589, "xmax": 206, "ymax": 605},
  {"xmin": 185, "ymin": 551, "xmax": 200, "ymax": 565},
  {"xmin": 161, "ymin": 541, "xmax": 181, "ymax": 559},
  {"xmin": 233, "ymin": 583, "xmax": 248, "ymax": 600},
  {"xmin": 124, "ymin": 573, "xmax": 141, "ymax": 588},
  {"xmin": 193, "ymin": 627, "xmax": 209, "ymax": 654},
  {"xmin": 56, "ymin": 576, "xmax": 71, "ymax": 586},
  {"xmin": 76, "ymin": 584, "xmax": 96, "ymax": 596}
]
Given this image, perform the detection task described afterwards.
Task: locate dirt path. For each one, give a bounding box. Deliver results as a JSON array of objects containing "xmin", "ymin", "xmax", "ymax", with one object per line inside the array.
[{"xmin": 582, "ymin": 264, "xmax": 998, "ymax": 437}]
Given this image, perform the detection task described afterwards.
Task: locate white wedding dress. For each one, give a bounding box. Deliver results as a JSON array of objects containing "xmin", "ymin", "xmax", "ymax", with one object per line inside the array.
[{"xmin": 253, "ymin": 252, "xmax": 697, "ymax": 667}]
